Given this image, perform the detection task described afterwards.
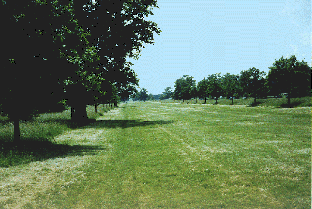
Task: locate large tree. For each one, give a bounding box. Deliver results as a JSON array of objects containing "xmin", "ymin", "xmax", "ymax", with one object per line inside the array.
[
  {"xmin": 221, "ymin": 73, "xmax": 240, "ymax": 105},
  {"xmin": 62, "ymin": 0, "xmax": 161, "ymax": 119},
  {"xmin": 239, "ymin": 67, "xmax": 267, "ymax": 103},
  {"xmin": 267, "ymin": 55, "xmax": 311, "ymax": 106},
  {"xmin": 0, "ymin": 1, "xmax": 96, "ymax": 142},
  {"xmin": 173, "ymin": 75, "xmax": 196, "ymax": 102},
  {"xmin": 197, "ymin": 78, "xmax": 209, "ymax": 103},
  {"xmin": 207, "ymin": 73, "xmax": 223, "ymax": 104}
]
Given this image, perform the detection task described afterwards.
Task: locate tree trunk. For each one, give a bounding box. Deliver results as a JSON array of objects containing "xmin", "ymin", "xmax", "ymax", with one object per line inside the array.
[
  {"xmin": 71, "ymin": 106, "xmax": 74, "ymax": 118},
  {"xmin": 254, "ymin": 97, "xmax": 257, "ymax": 103},
  {"xmin": 95, "ymin": 104, "xmax": 98, "ymax": 113},
  {"xmin": 232, "ymin": 96, "xmax": 234, "ymax": 105},
  {"xmin": 71, "ymin": 103, "xmax": 88, "ymax": 121},
  {"xmin": 204, "ymin": 97, "xmax": 206, "ymax": 104},
  {"xmin": 14, "ymin": 118, "xmax": 20, "ymax": 143},
  {"xmin": 215, "ymin": 98, "xmax": 218, "ymax": 104},
  {"xmin": 288, "ymin": 91, "xmax": 291, "ymax": 107}
]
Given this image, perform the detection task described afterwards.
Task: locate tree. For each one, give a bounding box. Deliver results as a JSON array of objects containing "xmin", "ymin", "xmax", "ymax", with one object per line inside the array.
[
  {"xmin": 147, "ymin": 93, "xmax": 155, "ymax": 101},
  {"xmin": 197, "ymin": 78, "xmax": 209, "ymax": 103},
  {"xmin": 160, "ymin": 87, "xmax": 173, "ymax": 100},
  {"xmin": 267, "ymin": 55, "xmax": 311, "ymax": 106},
  {"xmin": 0, "ymin": 1, "xmax": 96, "ymax": 142},
  {"xmin": 207, "ymin": 73, "xmax": 223, "ymax": 104},
  {"xmin": 173, "ymin": 75, "xmax": 196, "ymax": 102},
  {"xmin": 239, "ymin": 68, "xmax": 266, "ymax": 103},
  {"xmin": 64, "ymin": 0, "xmax": 161, "ymax": 119},
  {"xmin": 221, "ymin": 73, "xmax": 240, "ymax": 105},
  {"xmin": 136, "ymin": 88, "xmax": 149, "ymax": 102}
]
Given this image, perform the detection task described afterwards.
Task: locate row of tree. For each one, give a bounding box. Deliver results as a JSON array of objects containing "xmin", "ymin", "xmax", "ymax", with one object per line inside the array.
[
  {"xmin": 131, "ymin": 88, "xmax": 154, "ymax": 101},
  {"xmin": 161, "ymin": 55, "xmax": 311, "ymax": 105},
  {"xmin": 0, "ymin": 0, "xmax": 161, "ymax": 142}
]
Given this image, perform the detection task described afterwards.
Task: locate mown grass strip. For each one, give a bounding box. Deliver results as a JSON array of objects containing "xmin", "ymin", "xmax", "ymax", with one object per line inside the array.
[{"xmin": 0, "ymin": 101, "xmax": 310, "ymax": 208}]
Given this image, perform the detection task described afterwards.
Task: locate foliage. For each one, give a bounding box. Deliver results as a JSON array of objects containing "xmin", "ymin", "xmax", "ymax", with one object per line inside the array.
[
  {"xmin": 197, "ymin": 78, "xmax": 210, "ymax": 102},
  {"xmin": 173, "ymin": 75, "xmax": 196, "ymax": 101},
  {"xmin": 267, "ymin": 55, "xmax": 311, "ymax": 99},
  {"xmin": 160, "ymin": 87, "xmax": 173, "ymax": 100},
  {"xmin": 221, "ymin": 73, "xmax": 240, "ymax": 98},
  {"xmin": 64, "ymin": 0, "xmax": 161, "ymax": 107},
  {"xmin": 239, "ymin": 67, "xmax": 267, "ymax": 102},
  {"xmin": 147, "ymin": 93, "xmax": 155, "ymax": 101},
  {"xmin": 133, "ymin": 88, "xmax": 149, "ymax": 101},
  {"xmin": 0, "ymin": 1, "xmax": 97, "ymax": 125},
  {"xmin": 206, "ymin": 73, "xmax": 223, "ymax": 103}
]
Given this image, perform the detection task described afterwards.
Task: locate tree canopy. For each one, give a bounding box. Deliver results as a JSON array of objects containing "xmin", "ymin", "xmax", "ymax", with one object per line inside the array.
[
  {"xmin": 239, "ymin": 68, "xmax": 267, "ymax": 103},
  {"xmin": 221, "ymin": 73, "xmax": 240, "ymax": 104},
  {"xmin": 206, "ymin": 73, "xmax": 223, "ymax": 104},
  {"xmin": 197, "ymin": 78, "xmax": 209, "ymax": 103},
  {"xmin": 160, "ymin": 87, "xmax": 173, "ymax": 100},
  {"xmin": 267, "ymin": 55, "xmax": 311, "ymax": 106},
  {"xmin": 0, "ymin": 0, "xmax": 161, "ymax": 141},
  {"xmin": 173, "ymin": 75, "xmax": 196, "ymax": 102}
]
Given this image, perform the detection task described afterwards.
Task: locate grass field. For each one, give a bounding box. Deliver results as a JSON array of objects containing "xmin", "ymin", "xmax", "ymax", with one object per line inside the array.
[{"xmin": 0, "ymin": 101, "xmax": 311, "ymax": 208}]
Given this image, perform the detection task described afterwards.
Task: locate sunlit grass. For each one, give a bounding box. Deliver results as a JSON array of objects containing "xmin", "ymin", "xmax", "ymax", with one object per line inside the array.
[{"xmin": 0, "ymin": 101, "xmax": 310, "ymax": 208}]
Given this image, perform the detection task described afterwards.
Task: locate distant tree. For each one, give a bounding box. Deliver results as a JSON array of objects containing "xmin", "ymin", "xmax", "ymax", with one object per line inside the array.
[
  {"xmin": 173, "ymin": 75, "xmax": 196, "ymax": 102},
  {"xmin": 197, "ymin": 78, "xmax": 209, "ymax": 103},
  {"xmin": 221, "ymin": 73, "xmax": 240, "ymax": 105},
  {"xmin": 267, "ymin": 55, "xmax": 311, "ymax": 106},
  {"xmin": 147, "ymin": 93, "xmax": 155, "ymax": 101},
  {"xmin": 239, "ymin": 67, "xmax": 266, "ymax": 103},
  {"xmin": 135, "ymin": 88, "xmax": 149, "ymax": 102},
  {"xmin": 239, "ymin": 70, "xmax": 252, "ymax": 98},
  {"xmin": 191, "ymin": 85, "xmax": 198, "ymax": 103},
  {"xmin": 153, "ymin": 94, "xmax": 162, "ymax": 100},
  {"xmin": 160, "ymin": 87, "xmax": 173, "ymax": 100},
  {"xmin": 207, "ymin": 73, "xmax": 223, "ymax": 104}
]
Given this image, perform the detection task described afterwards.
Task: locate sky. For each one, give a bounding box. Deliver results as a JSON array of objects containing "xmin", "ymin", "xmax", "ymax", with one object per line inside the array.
[{"xmin": 125, "ymin": 0, "xmax": 311, "ymax": 95}]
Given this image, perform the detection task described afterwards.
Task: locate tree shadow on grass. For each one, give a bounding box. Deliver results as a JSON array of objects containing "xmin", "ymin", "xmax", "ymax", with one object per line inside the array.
[
  {"xmin": 279, "ymin": 101, "xmax": 302, "ymax": 108},
  {"xmin": 82, "ymin": 119, "xmax": 174, "ymax": 129},
  {"xmin": 0, "ymin": 118, "xmax": 172, "ymax": 167},
  {"xmin": 247, "ymin": 101, "xmax": 263, "ymax": 107},
  {"xmin": 0, "ymin": 139, "xmax": 107, "ymax": 168}
]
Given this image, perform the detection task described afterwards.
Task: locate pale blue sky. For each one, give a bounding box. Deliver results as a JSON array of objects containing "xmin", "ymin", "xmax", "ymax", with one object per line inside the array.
[{"xmin": 126, "ymin": 0, "xmax": 311, "ymax": 95}]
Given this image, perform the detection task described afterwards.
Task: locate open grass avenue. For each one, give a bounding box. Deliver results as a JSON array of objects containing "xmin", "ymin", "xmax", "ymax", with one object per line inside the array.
[{"xmin": 0, "ymin": 101, "xmax": 311, "ymax": 208}]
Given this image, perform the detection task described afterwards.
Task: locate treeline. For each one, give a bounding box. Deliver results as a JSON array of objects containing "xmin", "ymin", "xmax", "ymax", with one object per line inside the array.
[
  {"xmin": 0, "ymin": 0, "xmax": 161, "ymax": 142},
  {"xmin": 157, "ymin": 55, "xmax": 311, "ymax": 106},
  {"xmin": 131, "ymin": 88, "xmax": 154, "ymax": 102}
]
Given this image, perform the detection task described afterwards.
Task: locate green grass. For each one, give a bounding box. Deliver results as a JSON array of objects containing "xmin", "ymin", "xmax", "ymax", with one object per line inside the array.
[
  {"xmin": 0, "ymin": 104, "xmax": 113, "ymax": 167},
  {"xmin": 0, "ymin": 101, "xmax": 310, "ymax": 208}
]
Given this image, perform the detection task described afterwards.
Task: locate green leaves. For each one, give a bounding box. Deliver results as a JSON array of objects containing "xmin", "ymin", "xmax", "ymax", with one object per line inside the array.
[
  {"xmin": 173, "ymin": 75, "xmax": 196, "ymax": 101},
  {"xmin": 267, "ymin": 55, "xmax": 311, "ymax": 98}
]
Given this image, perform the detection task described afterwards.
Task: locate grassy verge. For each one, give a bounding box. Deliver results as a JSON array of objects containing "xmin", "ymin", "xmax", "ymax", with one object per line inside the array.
[
  {"xmin": 0, "ymin": 104, "xmax": 113, "ymax": 167},
  {"xmin": 160, "ymin": 96, "xmax": 311, "ymax": 107}
]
